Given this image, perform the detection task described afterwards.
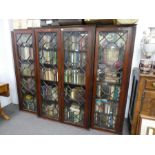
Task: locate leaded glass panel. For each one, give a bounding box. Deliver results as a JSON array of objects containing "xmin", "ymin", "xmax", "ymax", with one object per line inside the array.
[
  {"xmin": 94, "ymin": 31, "xmax": 127, "ymax": 129},
  {"xmin": 38, "ymin": 32, "xmax": 59, "ymax": 119},
  {"xmin": 63, "ymin": 31, "xmax": 88, "ymax": 126},
  {"xmin": 16, "ymin": 33, "xmax": 37, "ymax": 112}
]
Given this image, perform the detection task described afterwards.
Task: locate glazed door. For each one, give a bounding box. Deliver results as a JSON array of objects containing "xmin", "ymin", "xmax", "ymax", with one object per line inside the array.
[
  {"xmin": 92, "ymin": 27, "xmax": 135, "ymax": 133},
  {"xmin": 12, "ymin": 30, "xmax": 37, "ymax": 113},
  {"xmin": 35, "ymin": 29, "xmax": 61, "ymax": 120},
  {"xmin": 61, "ymin": 27, "xmax": 94, "ymax": 128}
]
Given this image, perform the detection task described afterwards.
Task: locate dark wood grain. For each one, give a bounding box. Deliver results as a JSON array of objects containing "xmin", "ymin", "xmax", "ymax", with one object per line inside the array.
[
  {"xmin": 12, "ymin": 29, "xmax": 37, "ymax": 114},
  {"xmin": 91, "ymin": 26, "xmax": 136, "ymax": 134},
  {"xmin": 129, "ymin": 68, "xmax": 155, "ymax": 134},
  {"xmin": 115, "ymin": 26, "xmax": 136, "ymax": 134},
  {"xmin": 12, "ymin": 25, "xmax": 136, "ymax": 133},
  {"xmin": 60, "ymin": 26, "xmax": 95, "ymax": 128},
  {"xmin": 35, "ymin": 28, "xmax": 61, "ymax": 121}
]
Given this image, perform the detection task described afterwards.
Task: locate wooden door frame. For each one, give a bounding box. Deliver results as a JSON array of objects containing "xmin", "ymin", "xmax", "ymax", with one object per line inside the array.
[
  {"xmin": 91, "ymin": 26, "xmax": 136, "ymax": 134},
  {"xmin": 34, "ymin": 28, "xmax": 62, "ymax": 121},
  {"xmin": 12, "ymin": 29, "xmax": 37, "ymax": 114},
  {"xmin": 60, "ymin": 26, "xmax": 95, "ymax": 128}
]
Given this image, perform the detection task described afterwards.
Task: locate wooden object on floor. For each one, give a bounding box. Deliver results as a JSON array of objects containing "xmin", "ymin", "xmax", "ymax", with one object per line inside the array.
[
  {"xmin": 91, "ymin": 26, "xmax": 136, "ymax": 134},
  {"xmin": 0, "ymin": 83, "xmax": 10, "ymax": 120},
  {"xmin": 128, "ymin": 68, "xmax": 155, "ymax": 134},
  {"xmin": 11, "ymin": 25, "xmax": 136, "ymax": 134}
]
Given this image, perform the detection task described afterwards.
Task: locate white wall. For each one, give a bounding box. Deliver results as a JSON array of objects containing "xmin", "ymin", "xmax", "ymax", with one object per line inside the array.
[
  {"xmin": 0, "ymin": 20, "xmax": 18, "ymax": 107},
  {"xmin": 125, "ymin": 19, "xmax": 155, "ymax": 118}
]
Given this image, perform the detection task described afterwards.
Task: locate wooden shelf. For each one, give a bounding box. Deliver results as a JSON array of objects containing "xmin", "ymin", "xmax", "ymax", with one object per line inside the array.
[
  {"xmin": 64, "ymin": 82, "xmax": 85, "ymax": 87},
  {"xmin": 41, "ymin": 79, "xmax": 58, "ymax": 84},
  {"xmin": 40, "ymin": 63, "xmax": 57, "ymax": 68},
  {"xmin": 96, "ymin": 80, "xmax": 121, "ymax": 86},
  {"xmin": 21, "ymin": 75, "xmax": 35, "ymax": 78},
  {"xmin": 12, "ymin": 25, "xmax": 136, "ymax": 133},
  {"xmin": 42, "ymin": 98, "xmax": 58, "ymax": 104}
]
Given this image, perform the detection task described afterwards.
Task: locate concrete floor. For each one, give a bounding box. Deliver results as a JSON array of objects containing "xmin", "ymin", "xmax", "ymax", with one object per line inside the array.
[{"xmin": 0, "ymin": 104, "xmax": 129, "ymax": 135}]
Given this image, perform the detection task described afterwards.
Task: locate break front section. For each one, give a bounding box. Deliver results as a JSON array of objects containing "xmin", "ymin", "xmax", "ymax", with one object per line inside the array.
[
  {"xmin": 92, "ymin": 26, "xmax": 136, "ymax": 133},
  {"xmin": 35, "ymin": 29, "xmax": 61, "ymax": 121},
  {"xmin": 12, "ymin": 30, "xmax": 37, "ymax": 113},
  {"xmin": 61, "ymin": 27, "xmax": 94, "ymax": 128}
]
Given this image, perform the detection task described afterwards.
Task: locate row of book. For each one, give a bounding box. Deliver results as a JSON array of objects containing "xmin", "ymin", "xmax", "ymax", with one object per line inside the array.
[{"xmin": 96, "ymin": 84, "xmax": 120, "ymax": 101}]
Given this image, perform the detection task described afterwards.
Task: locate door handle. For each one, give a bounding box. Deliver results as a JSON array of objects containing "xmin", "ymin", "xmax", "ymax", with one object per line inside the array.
[{"xmin": 152, "ymin": 83, "xmax": 155, "ymax": 87}]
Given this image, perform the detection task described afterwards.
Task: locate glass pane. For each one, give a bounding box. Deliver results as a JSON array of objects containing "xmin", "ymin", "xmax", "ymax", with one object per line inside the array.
[
  {"xmin": 16, "ymin": 33, "xmax": 37, "ymax": 112},
  {"xmin": 63, "ymin": 31, "xmax": 88, "ymax": 126},
  {"xmin": 94, "ymin": 31, "xmax": 127, "ymax": 129},
  {"xmin": 38, "ymin": 32, "xmax": 59, "ymax": 119}
]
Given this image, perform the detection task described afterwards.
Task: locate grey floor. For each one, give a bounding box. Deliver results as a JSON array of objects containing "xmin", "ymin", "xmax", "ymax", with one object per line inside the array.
[{"xmin": 0, "ymin": 104, "xmax": 129, "ymax": 135}]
